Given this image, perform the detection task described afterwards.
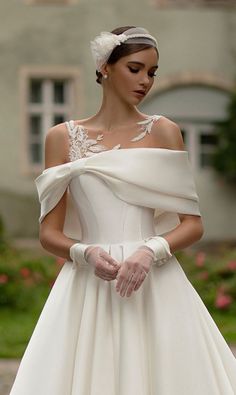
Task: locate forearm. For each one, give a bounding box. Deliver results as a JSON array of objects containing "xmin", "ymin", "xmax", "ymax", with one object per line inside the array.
[
  {"xmin": 162, "ymin": 217, "xmax": 204, "ymax": 254},
  {"xmin": 39, "ymin": 228, "xmax": 76, "ymax": 261}
]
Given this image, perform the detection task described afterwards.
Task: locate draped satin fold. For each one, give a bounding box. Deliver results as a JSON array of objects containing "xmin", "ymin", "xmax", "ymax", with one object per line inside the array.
[{"xmin": 35, "ymin": 148, "xmax": 201, "ymax": 239}]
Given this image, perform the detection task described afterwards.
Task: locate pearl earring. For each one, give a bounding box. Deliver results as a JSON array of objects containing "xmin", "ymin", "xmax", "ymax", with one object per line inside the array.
[{"xmin": 103, "ymin": 74, "xmax": 108, "ymax": 79}]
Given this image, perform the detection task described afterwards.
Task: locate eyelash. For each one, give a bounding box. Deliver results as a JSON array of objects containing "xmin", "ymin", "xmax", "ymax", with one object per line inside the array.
[{"xmin": 128, "ymin": 67, "xmax": 157, "ymax": 78}]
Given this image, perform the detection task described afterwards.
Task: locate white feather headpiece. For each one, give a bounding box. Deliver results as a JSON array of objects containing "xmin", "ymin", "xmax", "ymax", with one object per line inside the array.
[{"xmin": 90, "ymin": 27, "xmax": 158, "ymax": 72}]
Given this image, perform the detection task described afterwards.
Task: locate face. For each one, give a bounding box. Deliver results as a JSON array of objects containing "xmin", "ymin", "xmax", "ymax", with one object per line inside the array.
[{"xmin": 102, "ymin": 47, "xmax": 159, "ymax": 103}]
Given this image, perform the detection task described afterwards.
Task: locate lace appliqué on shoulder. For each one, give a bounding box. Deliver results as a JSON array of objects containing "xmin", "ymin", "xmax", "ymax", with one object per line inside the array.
[
  {"xmin": 131, "ymin": 114, "xmax": 161, "ymax": 142},
  {"xmin": 66, "ymin": 115, "xmax": 162, "ymax": 161},
  {"xmin": 66, "ymin": 120, "xmax": 121, "ymax": 161}
]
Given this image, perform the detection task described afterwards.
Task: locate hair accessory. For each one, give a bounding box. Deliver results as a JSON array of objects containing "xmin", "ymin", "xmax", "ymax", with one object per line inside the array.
[{"xmin": 90, "ymin": 27, "xmax": 158, "ymax": 72}]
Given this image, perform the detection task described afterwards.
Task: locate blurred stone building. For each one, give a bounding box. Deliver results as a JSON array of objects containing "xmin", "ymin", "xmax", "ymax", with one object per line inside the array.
[{"xmin": 0, "ymin": 0, "xmax": 235, "ymax": 241}]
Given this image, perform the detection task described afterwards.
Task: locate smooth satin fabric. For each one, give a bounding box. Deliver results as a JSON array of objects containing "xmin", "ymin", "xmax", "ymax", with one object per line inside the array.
[
  {"xmin": 10, "ymin": 148, "xmax": 236, "ymax": 395},
  {"xmin": 35, "ymin": 148, "xmax": 201, "ymax": 240}
]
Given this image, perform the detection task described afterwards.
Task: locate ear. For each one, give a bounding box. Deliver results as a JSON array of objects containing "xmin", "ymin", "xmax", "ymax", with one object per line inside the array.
[{"xmin": 100, "ymin": 63, "xmax": 110, "ymax": 75}]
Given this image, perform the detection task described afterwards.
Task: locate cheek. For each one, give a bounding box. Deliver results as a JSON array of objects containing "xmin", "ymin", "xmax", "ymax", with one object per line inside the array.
[{"xmin": 112, "ymin": 71, "xmax": 133, "ymax": 92}]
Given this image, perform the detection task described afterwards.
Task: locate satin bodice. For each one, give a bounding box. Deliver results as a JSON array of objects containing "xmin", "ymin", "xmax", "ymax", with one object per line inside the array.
[{"xmin": 69, "ymin": 172, "xmax": 156, "ymax": 244}]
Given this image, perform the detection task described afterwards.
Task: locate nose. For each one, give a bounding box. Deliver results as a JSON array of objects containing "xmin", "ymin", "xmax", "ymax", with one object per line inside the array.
[{"xmin": 139, "ymin": 72, "xmax": 150, "ymax": 87}]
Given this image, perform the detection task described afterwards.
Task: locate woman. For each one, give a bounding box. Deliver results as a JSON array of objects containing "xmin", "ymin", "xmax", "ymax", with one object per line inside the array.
[{"xmin": 10, "ymin": 26, "xmax": 236, "ymax": 394}]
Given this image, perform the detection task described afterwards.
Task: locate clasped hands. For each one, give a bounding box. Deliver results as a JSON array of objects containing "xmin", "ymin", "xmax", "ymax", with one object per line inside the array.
[{"xmin": 69, "ymin": 236, "xmax": 172, "ymax": 298}]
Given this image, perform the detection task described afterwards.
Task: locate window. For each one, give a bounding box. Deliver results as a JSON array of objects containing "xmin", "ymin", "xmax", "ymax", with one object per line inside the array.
[
  {"xmin": 20, "ymin": 67, "xmax": 80, "ymax": 173},
  {"xmin": 199, "ymin": 128, "xmax": 219, "ymax": 168},
  {"xmin": 140, "ymin": 83, "xmax": 230, "ymax": 171},
  {"xmin": 179, "ymin": 123, "xmax": 219, "ymax": 169}
]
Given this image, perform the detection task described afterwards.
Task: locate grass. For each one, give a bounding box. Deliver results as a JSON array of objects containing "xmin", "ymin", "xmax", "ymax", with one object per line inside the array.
[
  {"xmin": 211, "ymin": 311, "xmax": 236, "ymax": 343},
  {"xmin": 0, "ymin": 309, "xmax": 42, "ymax": 358}
]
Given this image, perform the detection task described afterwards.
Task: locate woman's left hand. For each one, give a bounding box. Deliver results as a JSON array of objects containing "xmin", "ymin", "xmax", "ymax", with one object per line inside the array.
[{"xmin": 115, "ymin": 247, "xmax": 154, "ymax": 297}]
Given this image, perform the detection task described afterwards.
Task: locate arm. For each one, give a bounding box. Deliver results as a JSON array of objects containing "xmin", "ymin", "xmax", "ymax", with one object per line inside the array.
[
  {"xmin": 39, "ymin": 123, "xmax": 75, "ymax": 261},
  {"xmin": 148, "ymin": 117, "xmax": 204, "ymax": 254},
  {"xmin": 116, "ymin": 119, "xmax": 204, "ymax": 297},
  {"xmin": 38, "ymin": 123, "xmax": 121, "ymax": 277}
]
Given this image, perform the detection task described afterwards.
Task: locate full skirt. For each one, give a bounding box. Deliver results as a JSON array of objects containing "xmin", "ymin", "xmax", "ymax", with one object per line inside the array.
[{"xmin": 9, "ymin": 240, "xmax": 236, "ymax": 395}]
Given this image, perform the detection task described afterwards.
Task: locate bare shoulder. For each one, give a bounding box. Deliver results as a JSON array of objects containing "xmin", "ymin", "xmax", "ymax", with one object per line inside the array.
[
  {"xmin": 152, "ymin": 116, "xmax": 185, "ymax": 151},
  {"xmin": 44, "ymin": 122, "xmax": 70, "ymax": 169}
]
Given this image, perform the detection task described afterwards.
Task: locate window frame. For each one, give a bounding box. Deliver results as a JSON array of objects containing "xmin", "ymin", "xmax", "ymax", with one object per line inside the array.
[
  {"xmin": 179, "ymin": 121, "xmax": 219, "ymax": 170},
  {"xmin": 19, "ymin": 65, "xmax": 82, "ymax": 175}
]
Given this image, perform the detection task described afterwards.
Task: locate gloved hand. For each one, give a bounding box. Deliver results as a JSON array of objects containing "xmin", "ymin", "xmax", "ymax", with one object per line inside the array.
[
  {"xmin": 115, "ymin": 236, "xmax": 172, "ymax": 298},
  {"xmin": 85, "ymin": 246, "xmax": 121, "ymax": 280},
  {"xmin": 116, "ymin": 247, "xmax": 155, "ymax": 298},
  {"xmin": 70, "ymin": 243, "xmax": 121, "ymax": 281}
]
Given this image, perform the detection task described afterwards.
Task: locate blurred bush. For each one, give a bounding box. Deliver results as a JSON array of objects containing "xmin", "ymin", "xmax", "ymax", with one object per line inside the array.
[
  {"xmin": 212, "ymin": 89, "xmax": 236, "ymax": 183},
  {"xmin": 176, "ymin": 248, "xmax": 236, "ymax": 314},
  {"xmin": 0, "ymin": 246, "xmax": 64, "ymax": 311}
]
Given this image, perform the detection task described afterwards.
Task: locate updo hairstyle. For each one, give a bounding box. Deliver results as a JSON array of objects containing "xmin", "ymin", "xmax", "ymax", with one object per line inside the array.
[{"xmin": 95, "ymin": 25, "xmax": 159, "ymax": 85}]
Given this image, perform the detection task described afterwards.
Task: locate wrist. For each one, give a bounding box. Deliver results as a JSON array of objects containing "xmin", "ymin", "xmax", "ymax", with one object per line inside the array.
[
  {"xmin": 69, "ymin": 242, "xmax": 90, "ymax": 268},
  {"xmin": 142, "ymin": 236, "xmax": 172, "ymax": 266}
]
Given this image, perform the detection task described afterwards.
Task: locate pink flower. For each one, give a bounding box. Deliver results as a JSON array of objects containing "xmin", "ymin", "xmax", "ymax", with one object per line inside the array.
[
  {"xmin": 195, "ymin": 251, "xmax": 206, "ymax": 267},
  {"xmin": 215, "ymin": 290, "xmax": 233, "ymax": 310},
  {"xmin": 198, "ymin": 271, "xmax": 209, "ymax": 281},
  {"xmin": 226, "ymin": 260, "xmax": 236, "ymax": 271},
  {"xmin": 0, "ymin": 274, "xmax": 9, "ymax": 284},
  {"xmin": 20, "ymin": 267, "xmax": 31, "ymax": 278}
]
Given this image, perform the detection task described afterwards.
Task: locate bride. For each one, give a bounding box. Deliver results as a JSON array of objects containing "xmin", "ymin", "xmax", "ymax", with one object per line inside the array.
[{"xmin": 10, "ymin": 26, "xmax": 236, "ymax": 395}]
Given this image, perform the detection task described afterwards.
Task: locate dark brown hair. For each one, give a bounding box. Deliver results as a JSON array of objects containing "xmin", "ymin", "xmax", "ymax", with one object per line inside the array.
[{"xmin": 95, "ymin": 26, "xmax": 159, "ymax": 85}]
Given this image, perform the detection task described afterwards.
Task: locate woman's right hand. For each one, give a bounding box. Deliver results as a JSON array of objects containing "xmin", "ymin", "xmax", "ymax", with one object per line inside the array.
[{"xmin": 85, "ymin": 246, "xmax": 121, "ymax": 281}]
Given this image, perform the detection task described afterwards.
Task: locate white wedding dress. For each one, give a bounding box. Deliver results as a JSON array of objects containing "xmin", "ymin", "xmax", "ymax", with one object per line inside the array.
[{"xmin": 10, "ymin": 115, "xmax": 236, "ymax": 394}]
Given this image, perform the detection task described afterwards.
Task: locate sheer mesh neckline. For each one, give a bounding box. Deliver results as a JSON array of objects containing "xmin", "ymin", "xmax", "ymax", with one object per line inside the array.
[{"xmin": 65, "ymin": 114, "xmax": 162, "ymax": 162}]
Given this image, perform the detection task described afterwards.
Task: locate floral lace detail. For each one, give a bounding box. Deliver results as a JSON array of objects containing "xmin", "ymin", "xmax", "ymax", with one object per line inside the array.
[{"xmin": 65, "ymin": 115, "xmax": 162, "ymax": 162}]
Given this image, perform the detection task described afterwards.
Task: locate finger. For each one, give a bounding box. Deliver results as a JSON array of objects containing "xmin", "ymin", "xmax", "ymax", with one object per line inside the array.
[
  {"xmin": 95, "ymin": 264, "xmax": 119, "ymax": 279},
  {"xmin": 126, "ymin": 271, "xmax": 141, "ymax": 297},
  {"xmin": 100, "ymin": 252, "xmax": 121, "ymax": 270},
  {"xmin": 94, "ymin": 271, "xmax": 114, "ymax": 281},
  {"xmin": 116, "ymin": 269, "xmax": 126, "ymax": 292},
  {"xmin": 125, "ymin": 270, "xmax": 143, "ymax": 297},
  {"xmin": 100, "ymin": 260, "xmax": 121, "ymax": 276},
  {"xmin": 95, "ymin": 267, "xmax": 118, "ymax": 281},
  {"xmin": 133, "ymin": 271, "xmax": 147, "ymax": 291},
  {"xmin": 119, "ymin": 269, "xmax": 136, "ymax": 297}
]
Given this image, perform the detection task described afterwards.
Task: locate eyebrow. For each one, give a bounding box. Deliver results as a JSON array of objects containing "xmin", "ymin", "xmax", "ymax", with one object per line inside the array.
[{"xmin": 127, "ymin": 61, "xmax": 159, "ymax": 69}]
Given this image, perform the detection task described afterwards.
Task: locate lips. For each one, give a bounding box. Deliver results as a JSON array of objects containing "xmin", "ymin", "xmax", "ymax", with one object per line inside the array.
[{"xmin": 134, "ymin": 90, "xmax": 146, "ymax": 97}]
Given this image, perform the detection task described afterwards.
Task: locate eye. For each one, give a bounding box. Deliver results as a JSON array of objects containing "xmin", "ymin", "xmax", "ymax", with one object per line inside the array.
[
  {"xmin": 128, "ymin": 67, "xmax": 139, "ymax": 73},
  {"xmin": 128, "ymin": 67, "xmax": 157, "ymax": 78},
  {"xmin": 148, "ymin": 72, "xmax": 157, "ymax": 78}
]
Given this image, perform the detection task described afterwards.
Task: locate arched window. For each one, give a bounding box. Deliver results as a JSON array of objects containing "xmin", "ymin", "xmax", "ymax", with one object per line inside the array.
[{"xmin": 141, "ymin": 84, "xmax": 230, "ymax": 170}]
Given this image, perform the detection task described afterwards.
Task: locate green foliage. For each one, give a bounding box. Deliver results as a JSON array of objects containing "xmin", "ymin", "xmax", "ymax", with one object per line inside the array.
[
  {"xmin": 0, "ymin": 214, "xmax": 9, "ymax": 253},
  {"xmin": 0, "ymin": 247, "xmax": 61, "ymax": 311},
  {"xmin": 212, "ymin": 89, "xmax": 236, "ymax": 182},
  {"xmin": 176, "ymin": 247, "xmax": 236, "ymax": 315}
]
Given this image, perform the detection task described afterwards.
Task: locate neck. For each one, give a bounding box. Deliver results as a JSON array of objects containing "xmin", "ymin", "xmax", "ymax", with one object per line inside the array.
[{"xmin": 90, "ymin": 89, "xmax": 145, "ymax": 131}]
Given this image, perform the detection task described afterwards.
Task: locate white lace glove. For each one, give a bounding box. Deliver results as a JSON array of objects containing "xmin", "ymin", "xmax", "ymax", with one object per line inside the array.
[
  {"xmin": 69, "ymin": 244, "xmax": 121, "ymax": 280},
  {"xmin": 139, "ymin": 236, "xmax": 172, "ymax": 266},
  {"xmin": 84, "ymin": 246, "xmax": 121, "ymax": 280},
  {"xmin": 115, "ymin": 246, "xmax": 156, "ymax": 297}
]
